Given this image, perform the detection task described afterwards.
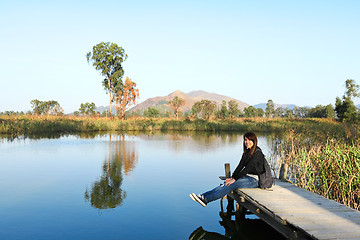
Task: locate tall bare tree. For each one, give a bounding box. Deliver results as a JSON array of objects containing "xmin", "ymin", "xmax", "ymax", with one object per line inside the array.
[{"xmin": 86, "ymin": 42, "xmax": 127, "ymax": 117}]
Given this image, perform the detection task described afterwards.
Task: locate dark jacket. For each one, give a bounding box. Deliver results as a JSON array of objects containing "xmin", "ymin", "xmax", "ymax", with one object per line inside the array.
[{"xmin": 231, "ymin": 147, "xmax": 273, "ymax": 189}]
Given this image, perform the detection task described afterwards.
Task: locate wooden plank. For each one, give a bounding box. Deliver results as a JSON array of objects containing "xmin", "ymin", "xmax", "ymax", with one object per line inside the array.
[
  {"xmin": 229, "ymin": 179, "xmax": 360, "ymax": 240},
  {"xmin": 250, "ymin": 204, "xmax": 345, "ymax": 211},
  {"xmin": 227, "ymin": 191, "xmax": 314, "ymax": 239},
  {"xmin": 304, "ymin": 229, "xmax": 360, "ymax": 239},
  {"xmin": 279, "ymin": 212, "xmax": 360, "ymax": 223}
]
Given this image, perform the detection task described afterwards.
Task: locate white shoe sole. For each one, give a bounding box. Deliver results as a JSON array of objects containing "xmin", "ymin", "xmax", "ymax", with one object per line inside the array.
[
  {"xmin": 191, "ymin": 193, "xmax": 207, "ymax": 207},
  {"xmin": 189, "ymin": 193, "xmax": 196, "ymax": 201}
]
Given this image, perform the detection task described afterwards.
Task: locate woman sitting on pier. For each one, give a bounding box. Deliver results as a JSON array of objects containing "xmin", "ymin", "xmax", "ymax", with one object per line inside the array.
[{"xmin": 190, "ymin": 132, "xmax": 273, "ymax": 207}]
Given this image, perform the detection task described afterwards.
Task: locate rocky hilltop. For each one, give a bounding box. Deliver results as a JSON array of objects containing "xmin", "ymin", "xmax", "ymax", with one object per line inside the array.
[{"xmin": 129, "ymin": 90, "xmax": 249, "ymax": 113}]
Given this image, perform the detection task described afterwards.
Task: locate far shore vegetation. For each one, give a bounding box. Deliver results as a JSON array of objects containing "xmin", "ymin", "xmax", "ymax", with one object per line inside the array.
[{"xmin": 0, "ymin": 115, "xmax": 357, "ymax": 139}]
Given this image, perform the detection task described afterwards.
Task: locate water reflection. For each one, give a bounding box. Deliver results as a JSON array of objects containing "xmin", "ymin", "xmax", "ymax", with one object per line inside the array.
[
  {"xmin": 1, "ymin": 130, "xmax": 273, "ymax": 153},
  {"xmin": 0, "ymin": 132, "xmax": 106, "ymax": 142},
  {"xmin": 189, "ymin": 218, "xmax": 284, "ymax": 240},
  {"xmin": 189, "ymin": 201, "xmax": 286, "ymax": 240},
  {"xmin": 0, "ymin": 131, "xmax": 289, "ymax": 239},
  {"xmin": 84, "ymin": 134, "xmax": 138, "ymax": 209},
  {"xmin": 136, "ymin": 131, "xmax": 246, "ymax": 153}
]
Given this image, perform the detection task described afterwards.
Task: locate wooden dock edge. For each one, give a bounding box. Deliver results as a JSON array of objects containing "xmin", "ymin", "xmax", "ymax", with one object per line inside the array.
[
  {"xmin": 228, "ymin": 189, "xmax": 316, "ymax": 239},
  {"xmin": 222, "ymin": 163, "xmax": 316, "ymax": 239}
]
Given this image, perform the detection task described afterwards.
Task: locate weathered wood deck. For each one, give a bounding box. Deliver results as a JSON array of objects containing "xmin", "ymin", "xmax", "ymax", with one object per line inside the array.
[{"xmin": 227, "ymin": 179, "xmax": 360, "ymax": 239}]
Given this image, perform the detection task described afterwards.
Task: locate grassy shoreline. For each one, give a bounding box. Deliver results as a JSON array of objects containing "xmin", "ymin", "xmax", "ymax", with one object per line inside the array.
[
  {"xmin": 278, "ymin": 131, "xmax": 360, "ymax": 210},
  {"xmin": 0, "ymin": 115, "xmax": 355, "ymax": 138}
]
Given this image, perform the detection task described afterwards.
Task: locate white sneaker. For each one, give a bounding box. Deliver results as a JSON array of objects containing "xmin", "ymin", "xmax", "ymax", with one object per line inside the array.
[{"xmin": 190, "ymin": 193, "xmax": 207, "ymax": 207}]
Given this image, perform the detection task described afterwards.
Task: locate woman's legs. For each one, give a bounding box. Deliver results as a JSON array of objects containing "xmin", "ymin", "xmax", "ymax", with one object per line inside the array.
[{"xmin": 202, "ymin": 176, "xmax": 258, "ymax": 203}]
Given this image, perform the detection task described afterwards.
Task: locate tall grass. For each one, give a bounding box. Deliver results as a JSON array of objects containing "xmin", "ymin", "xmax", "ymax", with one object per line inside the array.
[
  {"xmin": 278, "ymin": 130, "xmax": 360, "ymax": 210},
  {"xmin": 0, "ymin": 115, "xmax": 350, "ymax": 136}
]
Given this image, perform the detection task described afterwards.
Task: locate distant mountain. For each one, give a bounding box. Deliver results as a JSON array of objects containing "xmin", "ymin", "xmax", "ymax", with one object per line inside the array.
[
  {"xmin": 129, "ymin": 90, "xmax": 249, "ymax": 114},
  {"xmin": 96, "ymin": 91, "xmax": 313, "ymax": 115}
]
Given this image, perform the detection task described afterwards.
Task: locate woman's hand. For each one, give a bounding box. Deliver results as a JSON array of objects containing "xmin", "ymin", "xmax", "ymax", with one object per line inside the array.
[{"xmin": 225, "ymin": 177, "xmax": 236, "ymax": 186}]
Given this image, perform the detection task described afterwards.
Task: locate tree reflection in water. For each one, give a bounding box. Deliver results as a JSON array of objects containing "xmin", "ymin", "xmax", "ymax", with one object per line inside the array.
[{"xmin": 84, "ymin": 134, "xmax": 138, "ymax": 209}]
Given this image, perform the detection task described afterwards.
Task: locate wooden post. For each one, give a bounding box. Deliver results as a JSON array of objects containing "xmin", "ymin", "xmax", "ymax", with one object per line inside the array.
[
  {"xmin": 224, "ymin": 163, "xmax": 234, "ymax": 212},
  {"xmin": 225, "ymin": 163, "xmax": 231, "ymax": 178},
  {"xmin": 279, "ymin": 163, "xmax": 288, "ymax": 181}
]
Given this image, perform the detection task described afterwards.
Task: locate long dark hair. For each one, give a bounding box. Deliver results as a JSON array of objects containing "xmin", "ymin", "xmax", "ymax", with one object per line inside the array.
[{"xmin": 243, "ymin": 132, "xmax": 258, "ymax": 157}]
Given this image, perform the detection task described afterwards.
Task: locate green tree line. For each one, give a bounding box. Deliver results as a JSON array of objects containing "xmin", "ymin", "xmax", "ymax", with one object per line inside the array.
[
  {"xmin": 132, "ymin": 100, "xmax": 337, "ymax": 120},
  {"xmin": 131, "ymin": 79, "xmax": 360, "ymax": 122},
  {"xmin": 129, "ymin": 79, "xmax": 359, "ymax": 122},
  {"xmin": 1, "ymin": 79, "xmax": 359, "ymax": 123}
]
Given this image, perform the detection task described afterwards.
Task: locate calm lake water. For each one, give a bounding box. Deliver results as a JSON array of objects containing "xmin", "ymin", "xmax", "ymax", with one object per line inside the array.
[{"xmin": 0, "ymin": 131, "xmax": 284, "ymax": 240}]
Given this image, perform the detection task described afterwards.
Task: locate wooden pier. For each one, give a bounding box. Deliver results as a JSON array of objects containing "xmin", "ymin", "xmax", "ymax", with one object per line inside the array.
[{"xmin": 222, "ymin": 164, "xmax": 360, "ymax": 239}]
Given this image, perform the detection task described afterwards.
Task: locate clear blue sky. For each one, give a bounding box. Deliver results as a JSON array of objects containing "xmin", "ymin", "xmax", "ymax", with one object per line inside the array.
[{"xmin": 1, "ymin": 0, "xmax": 359, "ymax": 113}]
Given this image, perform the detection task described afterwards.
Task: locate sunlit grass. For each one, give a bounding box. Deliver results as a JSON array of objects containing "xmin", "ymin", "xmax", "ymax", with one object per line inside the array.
[
  {"xmin": 0, "ymin": 115, "xmax": 349, "ymax": 136},
  {"xmin": 0, "ymin": 115, "xmax": 353, "ymax": 136},
  {"xmin": 277, "ymin": 130, "xmax": 360, "ymax": 210}
]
